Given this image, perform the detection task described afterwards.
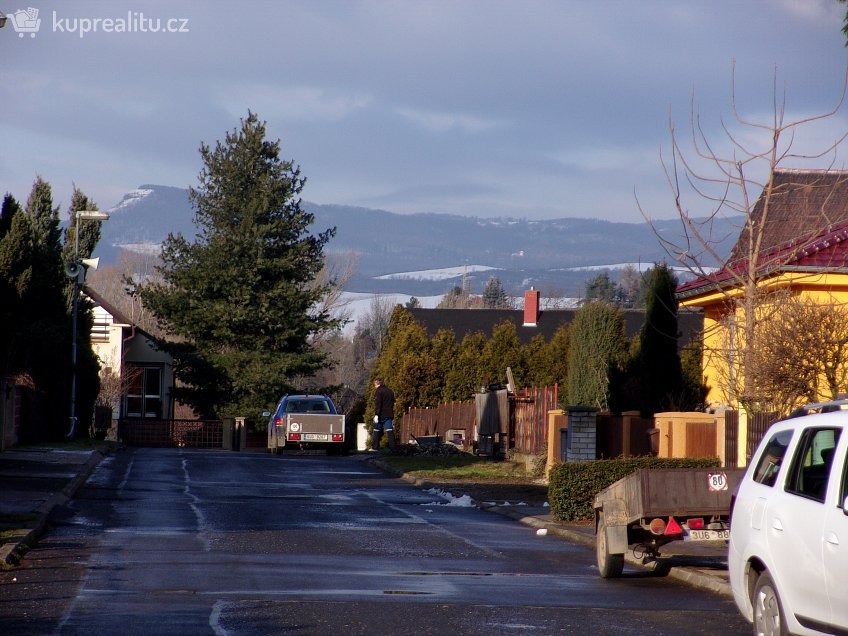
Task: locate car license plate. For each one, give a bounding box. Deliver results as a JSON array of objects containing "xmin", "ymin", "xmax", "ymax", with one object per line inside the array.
[
  {"xmin": 685, "ymin": 529, "xmax": 729, "ymax": 541},
  {"xmin": 303, "ymin": 433, "xmax": 328, "ymax": 441}
]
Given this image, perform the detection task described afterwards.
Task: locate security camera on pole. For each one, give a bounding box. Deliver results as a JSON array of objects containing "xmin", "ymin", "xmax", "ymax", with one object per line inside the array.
[{"xmin": 66, "ymin": 210, "xmax": 109, "ymax": 438}]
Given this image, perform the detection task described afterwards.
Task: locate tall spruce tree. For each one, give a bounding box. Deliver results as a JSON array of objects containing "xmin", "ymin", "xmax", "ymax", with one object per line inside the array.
[
  {"xmin": 639, "ymin": 264, "xmax": 683, "ymax": 416},
  {"xmin": 0, "ymin": 181, "xmax": 102, "ymax": 441},
  {"xmin": 482, "ymin": 277, "xmax": 509, "ymax": 308},
  {"xmin": 0, "ymin": 194, "xmax": 29, "ymax": 383},
  {"xmin": 137, "ymin": 113, "xmax": 338, "ymax": 421},
  {"xmin": 23, "ymin": 180, "xmax": 83, "ymax": 440}
]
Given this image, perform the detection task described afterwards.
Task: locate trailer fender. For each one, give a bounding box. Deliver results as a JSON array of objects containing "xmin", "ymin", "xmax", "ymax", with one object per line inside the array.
[{"xmin": 597, "ymin": 499, "xmax": 629, "ymax": 555}]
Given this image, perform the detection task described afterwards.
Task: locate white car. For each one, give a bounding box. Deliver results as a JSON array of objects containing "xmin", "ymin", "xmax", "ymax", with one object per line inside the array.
[{"xmin": 729, "ymin": 401, "xmax": 848, "ymax": 635}]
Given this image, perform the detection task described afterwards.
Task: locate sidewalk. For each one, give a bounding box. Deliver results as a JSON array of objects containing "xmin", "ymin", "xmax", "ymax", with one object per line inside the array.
[{"xmin": 0, "ymin": 447, "xmax": 104, "ymax": 566}]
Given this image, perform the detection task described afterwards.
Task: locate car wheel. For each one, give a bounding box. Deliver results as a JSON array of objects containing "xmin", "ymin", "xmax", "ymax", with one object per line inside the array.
[
  {"xmin": 596, "ymin": 510, "xmax": 624, "ymax": 578},
  {"xmin": 752, "ymin": 571, "xmax": 788, "ymax": 636}
]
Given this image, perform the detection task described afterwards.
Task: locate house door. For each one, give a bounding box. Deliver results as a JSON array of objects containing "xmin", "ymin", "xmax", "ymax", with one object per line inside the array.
[{"xmin": 125, "ymin": 366, "xmax": 163, "ymax": 419}]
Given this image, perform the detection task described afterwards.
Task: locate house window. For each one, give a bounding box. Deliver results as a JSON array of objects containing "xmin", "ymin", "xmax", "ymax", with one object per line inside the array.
[{"xmin": 125, "ymin": 366, "xmax": 163, "ymax": 419}]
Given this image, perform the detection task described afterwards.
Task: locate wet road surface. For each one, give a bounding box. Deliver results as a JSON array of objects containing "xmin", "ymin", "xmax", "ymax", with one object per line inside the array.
[{"xmin": 0, "ymin": 448, "xmax": 750, "ymax": 634}]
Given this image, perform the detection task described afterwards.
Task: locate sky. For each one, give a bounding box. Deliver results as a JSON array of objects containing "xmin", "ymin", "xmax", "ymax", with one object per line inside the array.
[{"xmin": 2, "ymin": 0, "xmax": 848, "ymax": 223}]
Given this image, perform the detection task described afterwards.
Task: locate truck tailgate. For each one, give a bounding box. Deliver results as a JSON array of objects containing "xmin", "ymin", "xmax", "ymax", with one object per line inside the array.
[{"xmin": 287, "ymin": 413, "xmax": 345, "ymax": 437}]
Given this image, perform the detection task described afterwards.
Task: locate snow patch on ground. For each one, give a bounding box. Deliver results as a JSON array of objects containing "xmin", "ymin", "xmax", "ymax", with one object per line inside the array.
[
  {"xmin": 422, "ymin": 488, "xmax": 477, "ymax": 507},
  {"xmin": 375, "ymin": 265, "xmax": 500, "ymax": 281}
]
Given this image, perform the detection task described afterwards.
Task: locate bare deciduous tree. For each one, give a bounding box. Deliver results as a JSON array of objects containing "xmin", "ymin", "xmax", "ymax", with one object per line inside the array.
[
  {"xmin": 749, "ymin": 293, "xmax": 848, "ymax": 416},
  {"xmin": 641, "ymin": 65, "xmax": 848, "ymax": 409},
  {"xmin": 308, "ymin": 250, "xmax": 358, "ymax": 346},
  {"xmin": 362, "ymin": 294, "xmax": 396, "ymax": 355},
  {"xmin": 88, "ymin": 249, "xmax": 165, "ymax": 337}
]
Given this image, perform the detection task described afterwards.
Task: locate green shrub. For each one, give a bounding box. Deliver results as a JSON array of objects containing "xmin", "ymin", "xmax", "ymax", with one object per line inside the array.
[{"xmin": 547, "ymin": 456, "xmax": 720, "ymax": 521}]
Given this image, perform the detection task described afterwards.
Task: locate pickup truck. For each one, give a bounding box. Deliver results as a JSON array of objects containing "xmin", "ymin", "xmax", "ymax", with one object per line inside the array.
[
  {"xmin": 593, "ymin": 466, "xmax": 745, "ymax": 577},
  {"xmin": 265, "ymin": 394, "xmax": 350, "ymax": 455}
]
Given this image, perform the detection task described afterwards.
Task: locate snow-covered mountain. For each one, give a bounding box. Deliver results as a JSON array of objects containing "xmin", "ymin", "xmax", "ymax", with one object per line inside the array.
[{"xmin": 97, "ymin": 184, "xmax": 738, "ymax": 298}]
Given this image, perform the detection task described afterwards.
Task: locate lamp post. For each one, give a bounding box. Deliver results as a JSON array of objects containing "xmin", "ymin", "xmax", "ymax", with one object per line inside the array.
[{"xmin": 67, "ymin": 210, "xmax": 109, "ymax": 438}]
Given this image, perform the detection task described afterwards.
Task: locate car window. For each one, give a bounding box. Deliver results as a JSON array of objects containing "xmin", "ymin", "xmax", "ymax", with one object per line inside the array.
[
  {"xmin": 752, "ymin": 429, "xmax": 793, "ymax": 487},
  {"xmin": 786, "ymin": 427, "xmax": 841, "ymax": 502},
  {"xmin": 284, "ymin": 399, "xmax": 331, "ymax": 413},
  {"xmin": 285, "ymin": 400, "xmax": 306, "ymax": 413},
  {"xmin": 842, "ymin": 447, "xmax": 848, "ymax": 510}
]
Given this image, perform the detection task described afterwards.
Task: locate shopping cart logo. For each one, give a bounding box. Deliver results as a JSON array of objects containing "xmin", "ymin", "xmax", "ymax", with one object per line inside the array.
[{"xmin": 7, "ymin": 7, "xmax": 41, "ymax": 38}]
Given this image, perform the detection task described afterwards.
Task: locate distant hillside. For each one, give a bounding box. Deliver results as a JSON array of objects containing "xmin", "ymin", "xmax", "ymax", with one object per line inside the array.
[{"xmin": 97, "ymin": 184, "xmax": 740, "ymax": 297}]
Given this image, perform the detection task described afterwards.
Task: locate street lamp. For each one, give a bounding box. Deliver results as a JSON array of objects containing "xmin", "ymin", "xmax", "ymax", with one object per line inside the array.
[{"xmin": 67, "ymin": 210, "xmax": 110, "ymax": 438}]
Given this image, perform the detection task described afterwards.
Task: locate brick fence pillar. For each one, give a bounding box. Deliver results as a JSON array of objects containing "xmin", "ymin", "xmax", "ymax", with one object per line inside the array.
[{"xmin": 566, "ymin": 406, "xmax": 598, "ymax": 462}]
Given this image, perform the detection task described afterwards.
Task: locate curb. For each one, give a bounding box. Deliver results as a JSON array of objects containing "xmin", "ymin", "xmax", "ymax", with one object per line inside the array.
[
  {"xmin": 367, "ymin": 457, "xmax": 731, "ymax": 597},
  {"xmin": 1, "ymin": 450, "xmax": 105, "ymax": 567},
  {"xmin": 484, "ymin": 505, "xmax": 731, "ymax": 597}
]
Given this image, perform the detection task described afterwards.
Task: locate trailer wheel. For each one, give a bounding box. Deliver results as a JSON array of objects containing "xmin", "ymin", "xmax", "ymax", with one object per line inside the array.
[{"xmin": 596, "ymin": 510, "xmax": 624, "ymax": 578}]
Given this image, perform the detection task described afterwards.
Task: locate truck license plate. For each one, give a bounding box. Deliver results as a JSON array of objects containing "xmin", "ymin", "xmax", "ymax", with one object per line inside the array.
[
  {"xmin": 303, "ymin": 433, "xmax": 328, "ymax": 441},
  {"xmin": 684, "ymin": 529, "xmax": 729, "ymax": 541}
]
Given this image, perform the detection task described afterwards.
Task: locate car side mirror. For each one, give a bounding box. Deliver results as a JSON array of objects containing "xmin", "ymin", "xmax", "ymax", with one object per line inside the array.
[{"xmin": 262, "ymin": 411, "xmax": 271, "ymax": 417}]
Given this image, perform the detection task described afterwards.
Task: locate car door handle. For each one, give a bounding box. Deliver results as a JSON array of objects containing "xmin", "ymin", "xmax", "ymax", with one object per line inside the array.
[
  {"xmin": 825, "ymin": 532, "xmax": 839, "ymax": 546},
  {"xmin": 771, "ymin": 519, "xmax": 784, "ymax": 532}
]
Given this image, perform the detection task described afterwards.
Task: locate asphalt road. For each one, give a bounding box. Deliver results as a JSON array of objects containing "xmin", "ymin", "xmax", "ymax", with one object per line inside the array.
[{"xmin": 0, "ymin": 448, "xmax": 751, "ymax": 635}]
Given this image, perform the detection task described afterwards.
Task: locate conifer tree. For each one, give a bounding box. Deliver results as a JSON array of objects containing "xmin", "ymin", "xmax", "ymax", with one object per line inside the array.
[
  {"xmin": 430, "ymin": 328, "xmax": 459, "ymax": 402},
  {"xmin": 0, "ymin": 194, "xmax": 31, "ymax": 381},
  {"xmin": 483, "ymin": 321, "xmax": 525, "ymax": 386},
  {"xmin": 482, "ymin": 277, "xmax": 509, "ymax": 308},
  {"xmin": 444, "ymin": 331, "xmax": 487, "ymax": 400},
  {"xmin": 137, "ymin": 113, "xmax": 339, "ymax": 420},
  {"xmin": 566, "ymin": 301, "xmax": 626, "ymax": 411},
  {"xmin": 639, "ymin": 263, "xmax": 683, "ymax": 416},
  {"xmin": 0, "ymin": 181, "xmax": 102, "ymax": 440}
]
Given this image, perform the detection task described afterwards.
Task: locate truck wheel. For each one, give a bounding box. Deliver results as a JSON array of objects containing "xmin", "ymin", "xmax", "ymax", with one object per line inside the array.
[
  {"xmin": 753, "ymin": 571, "xmax": 788, "ymax": 636},
  {"xmin": 596, "ymin": 510, "xmax": 624, "ymax": 578}
]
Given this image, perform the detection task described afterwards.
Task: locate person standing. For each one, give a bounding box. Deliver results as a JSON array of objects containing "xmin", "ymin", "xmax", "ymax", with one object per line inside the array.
[{"xmin": 372, "ymin": 378, "xmax": 396, "ymax": 450}]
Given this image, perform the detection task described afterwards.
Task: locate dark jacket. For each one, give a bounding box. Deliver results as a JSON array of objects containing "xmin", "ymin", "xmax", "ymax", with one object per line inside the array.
[{"xmin": 374, "ymin": 384, "xmax": 395, "ymax": 421}]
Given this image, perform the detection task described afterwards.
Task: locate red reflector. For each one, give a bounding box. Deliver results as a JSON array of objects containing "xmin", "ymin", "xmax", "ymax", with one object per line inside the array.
[
  {"xmin": 665, "ymin": 517, "xmax": 683, "ymax": 535},
  {"xmin": 288, "ymin": 433, "xmax": 301, "ymax": 441},
  {"xmin": 649, "ymin": 518, "xmax": 666, "ymax": 535},
  {"xmin": 331, "ymin": 434, "xmax": 343, "ymax": 442},
  {"xmin": 687, "ymin": 518, "xmax": 704, "ymax": 530}
]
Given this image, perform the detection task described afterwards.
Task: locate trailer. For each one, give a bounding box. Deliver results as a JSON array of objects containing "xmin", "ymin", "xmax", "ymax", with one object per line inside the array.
[
  {"xmin": 593, "ymin": 467, "xmax": 745, "ymax": 578},
  {"xmin": 265, "ymin": 394, "xmax": 350, "ymax": 455}
]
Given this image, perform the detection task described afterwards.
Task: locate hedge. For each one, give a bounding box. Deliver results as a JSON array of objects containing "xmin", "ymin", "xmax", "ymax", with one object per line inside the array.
[{"xmin": 547, "ymin": 456, "xmax": 721, "ymax": 521}]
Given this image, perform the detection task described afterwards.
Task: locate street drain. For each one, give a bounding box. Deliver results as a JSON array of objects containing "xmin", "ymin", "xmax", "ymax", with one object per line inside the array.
[{"xmin": 382, "ymin": 590, "xmax": 432, "ymax": 595}]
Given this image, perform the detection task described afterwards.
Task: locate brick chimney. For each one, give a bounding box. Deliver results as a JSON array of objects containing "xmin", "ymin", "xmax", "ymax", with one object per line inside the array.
[{"xmin": 523, "ymin": 287, "xmax": 540, "ymax": 326}]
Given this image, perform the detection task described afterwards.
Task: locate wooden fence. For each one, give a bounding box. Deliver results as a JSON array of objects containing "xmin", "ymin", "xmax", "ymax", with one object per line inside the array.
[
  {"xmin": 399, "ymin": 384, "xmax": 558, "ymax": 455},
  {"xmin": 400, "ymin": 402, "xmax": 475, "ymax": 445},
  {"xmin": 513, "ymin": 385, "xmax": 558, "ymax": 455},
  {"xmin": 596, "ymin": 412, "xmax": 653, "ymax": 458}
]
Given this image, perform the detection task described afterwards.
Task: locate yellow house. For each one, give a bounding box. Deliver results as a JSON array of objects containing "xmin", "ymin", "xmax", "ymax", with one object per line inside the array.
[{"xmin": 677, "ymin": 169, "xmax": 848, "ymax": 462}]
